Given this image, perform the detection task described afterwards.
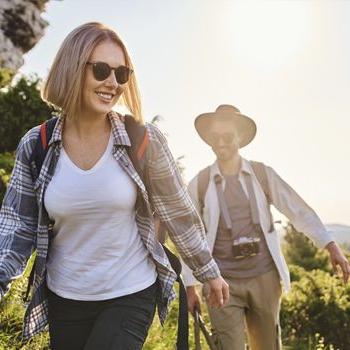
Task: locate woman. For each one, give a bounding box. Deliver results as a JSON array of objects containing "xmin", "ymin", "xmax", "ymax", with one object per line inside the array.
[{"xmin": 0, "ymin": 22, "xmax": 228, "ymax": 349}]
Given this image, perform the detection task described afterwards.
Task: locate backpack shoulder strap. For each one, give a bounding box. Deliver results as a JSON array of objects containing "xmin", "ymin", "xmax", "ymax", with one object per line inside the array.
[
  {"xmin": 124, "ymin": 114, "xmax": 149, "ymax": 180},
  {"xmin": 124, "ymin": 115, "xmax": 189, "ymax": 350},
  {"xmin": 197, "ymin": 166, "xmax": 211, "ymax": 218},
  {"xmin": 250, "ymin": 160, "xmax": 271, "ymax": 204},
  {"xmin": 250, "ymin": 160, "xmax": 275, "ymax": 233},
  {"xmin": 30, "ymin": 117, "xmax": 58, "ymax": 181}
]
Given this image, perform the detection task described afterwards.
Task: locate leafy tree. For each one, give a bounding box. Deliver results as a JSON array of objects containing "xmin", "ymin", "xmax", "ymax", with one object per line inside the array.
[
  {"xmin": 0, "ymin": 75, "xmax": 56, "ymax": 153},
  {"xmin": 0, "ymin": 152, "xmax": 14, "ymax": 203},
  {"xmin": 281, "ymin": 222, "xmax": 350, "ymax": 349},
  {"xmin": 281, "ymin": 267, "xmax": 350, "ymax": 349},
  {"xmin": 283, "ymin": 222, "xmax": 331, "ymax": 273}
]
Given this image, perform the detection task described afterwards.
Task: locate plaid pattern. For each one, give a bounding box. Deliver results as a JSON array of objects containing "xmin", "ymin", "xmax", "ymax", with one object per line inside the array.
[{"xmin": 0, "ymin": 111, "xmax": 220, "ymax": 340}]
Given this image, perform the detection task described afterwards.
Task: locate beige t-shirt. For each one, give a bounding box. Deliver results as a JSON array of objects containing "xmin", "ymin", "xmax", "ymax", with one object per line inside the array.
[{"xmin": 212, "ymin": 174, "xmax": 275, "ymax": 279}]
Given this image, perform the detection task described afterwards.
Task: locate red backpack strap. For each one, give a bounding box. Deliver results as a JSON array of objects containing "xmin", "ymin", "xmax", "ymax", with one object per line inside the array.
[
  {"xmin": 40, "ymin": 122, "xmax": 48, "ymax": 149},
  {"xmin": 29, "ymin": 117, "xmax": 59, "ymax": 181}
]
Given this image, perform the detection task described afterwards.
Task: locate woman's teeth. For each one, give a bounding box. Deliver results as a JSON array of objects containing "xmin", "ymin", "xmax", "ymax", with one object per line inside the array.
[{"xmin": 96, "ymin": 92, "xmax": 113, "ymax": 101}]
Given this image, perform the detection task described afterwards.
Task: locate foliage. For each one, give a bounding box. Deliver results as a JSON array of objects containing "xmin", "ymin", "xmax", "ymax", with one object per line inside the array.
[
  {"xmin": 281, "ymin": 224, "xmax": 350, "ymax": 349},
  {"xmin": 0, "ymin": 256, "xmax": 50, "ymax": 349},
  {"xmin": 0, "ymin": 68, "xmax": 15, "ymax": 89},
  {"xmin": 0, "ymin": 75, "xmax": 56, "ymax": 153},
  {"xmin": 283, "ymin": 222, "xmax": 332, "ymax": 273},
  {"xmin": 0, "ymin": 152, "xmax": 15, "ymax": 203},
  {"xmin": 281, "ymin": 267, "xmax": 350, "ymax": 349}
]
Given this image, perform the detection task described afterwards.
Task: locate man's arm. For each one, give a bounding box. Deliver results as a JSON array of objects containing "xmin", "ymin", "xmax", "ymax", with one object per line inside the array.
[{"xmin": 265, "ymin": 165, "xmax": 349, "ymax": 283}]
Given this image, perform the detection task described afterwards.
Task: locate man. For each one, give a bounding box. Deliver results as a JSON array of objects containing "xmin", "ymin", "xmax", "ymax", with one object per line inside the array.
[{"xmin": 182, "ymin": 104, "xmax": 350, "ymax": 350}]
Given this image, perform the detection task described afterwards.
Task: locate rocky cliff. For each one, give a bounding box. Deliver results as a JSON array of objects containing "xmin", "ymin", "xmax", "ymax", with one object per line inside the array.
[{"xmin": 0, "ymin": 0, "xmax": 49, "ymax": 86}]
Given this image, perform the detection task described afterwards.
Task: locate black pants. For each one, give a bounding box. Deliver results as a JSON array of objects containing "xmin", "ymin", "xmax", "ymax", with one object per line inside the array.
[{"xmin": 47, "ymin": 282, "xmax": 157, "ymax": 350}]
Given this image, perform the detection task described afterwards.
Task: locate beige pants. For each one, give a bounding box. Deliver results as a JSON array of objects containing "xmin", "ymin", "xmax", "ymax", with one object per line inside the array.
[{"xmin": 206, "ymin": 269, "xmax": 282, "ymax": 350}]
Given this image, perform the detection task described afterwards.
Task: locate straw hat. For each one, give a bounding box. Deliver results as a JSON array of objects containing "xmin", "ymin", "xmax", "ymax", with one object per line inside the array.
[{"xmin": 195, "ymin": 104, "xmax": 257, "ymax": 148}]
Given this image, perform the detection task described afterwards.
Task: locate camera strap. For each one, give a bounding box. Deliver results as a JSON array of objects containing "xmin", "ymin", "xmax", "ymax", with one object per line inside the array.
[
  {"xmin": 214, "ymin": 174, "xmax": 236, "ymax": 241},
  {"xmin": 214, "ymin": 173, "xmax": 263, "ymax": 239}
]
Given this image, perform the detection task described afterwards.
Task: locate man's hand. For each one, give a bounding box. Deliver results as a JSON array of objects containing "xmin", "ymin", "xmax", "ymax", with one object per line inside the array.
[
  {"xmin": 186, "ymin": 286, "xmax": 202, "ymax": 315},
  {"xmin": 326, "ymin": 241, "xmax": 350, "ymax": 283},
  {"xmin": 203, "ymin": 276, "xmax": 229, "ymax": 309}
]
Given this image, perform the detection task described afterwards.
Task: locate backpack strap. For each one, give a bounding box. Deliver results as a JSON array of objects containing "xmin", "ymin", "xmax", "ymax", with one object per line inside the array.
[
  {"xmin": 197, "ymin": 166, "xmax": 210, "ymax": 218},
  {"xmin": 124, "ymin": 114, "xmax": 149, "ymax": 167},
  {"xmin": 250, "ymin": 161, "xmax": 271, "ymax": 204},
  {"xmin": 162, "ymin": 245, "xmax": 189, "ymax": 350},
  {"xmin": 124, "ymin": 115, "xmax": 189, "ymax": 350},
  {"xmin": 250, "ymin": 160, "xmax": 274, "ymax": 232},
  {"xmin": 30, "ymin": 117, "xmax": 59, "ymax": 180}
]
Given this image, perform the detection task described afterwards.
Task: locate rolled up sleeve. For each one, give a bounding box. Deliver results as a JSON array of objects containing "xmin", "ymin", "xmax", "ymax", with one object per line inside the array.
[
  {"xmin": 266, "ymin": 165, "xmax": 333, "ymax": 248},
  {"xmin": 146, "ymin": 124, "xmax": 220, "ymax": 283},
  {"xmin": 0, "ymin": 131, "xmax": 38, "ymax": 298}
]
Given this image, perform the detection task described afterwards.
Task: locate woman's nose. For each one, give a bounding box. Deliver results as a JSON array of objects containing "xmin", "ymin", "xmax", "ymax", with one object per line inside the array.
[{"xmin": 105, "ymin": 71, "xmax": 118, "ymax": 87}]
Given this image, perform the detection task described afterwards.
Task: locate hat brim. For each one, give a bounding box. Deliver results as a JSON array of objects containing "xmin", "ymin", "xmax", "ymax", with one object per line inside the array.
[{"xmin": 195, "ymin": 111, "xmax": 257, "ymax": 148}]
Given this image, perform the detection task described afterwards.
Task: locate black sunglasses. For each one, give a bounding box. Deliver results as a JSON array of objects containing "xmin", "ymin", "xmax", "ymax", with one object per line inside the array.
[
  {"xmin": 207, "ymin": 132, "xmax": 236, "ymax": 146},
  {"xmin": 86, "ymin": 61, "xmax": 133, "ymax": 84}
]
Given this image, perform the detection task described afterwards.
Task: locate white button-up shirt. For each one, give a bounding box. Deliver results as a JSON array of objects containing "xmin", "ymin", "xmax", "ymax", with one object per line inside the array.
[{"xmin": 182, "ymin": 158, "xmax": 334, "ymax": 292}]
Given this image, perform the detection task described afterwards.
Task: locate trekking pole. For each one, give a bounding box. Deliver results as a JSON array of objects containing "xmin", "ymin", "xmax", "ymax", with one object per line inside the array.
[
  {"xmin": 193, "ymin": 307, "xmax": 219, "ymax": 350},
  {"xmin": 193, "ymin": 307, "xmax": 202, "ymax": 350}
]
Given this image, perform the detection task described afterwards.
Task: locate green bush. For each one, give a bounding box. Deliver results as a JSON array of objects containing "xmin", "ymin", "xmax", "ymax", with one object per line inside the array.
[
  {"xmin": 0, "ymin": 152, "xmax": 15, "ymax": 203},
  {"xmin": 0, "ymin": 75, "xmax": 56, "ymax": 153},
  {"xmin": 283, "ymin": 223, "xmax": 331, "ymax": 273},
  {"xmin": 0, "ymin": 256, "xmax": 50, "ymax": 349},
  {"xmin": 281, "ymin": 267, "xmax": 350, "ymax": 349}
]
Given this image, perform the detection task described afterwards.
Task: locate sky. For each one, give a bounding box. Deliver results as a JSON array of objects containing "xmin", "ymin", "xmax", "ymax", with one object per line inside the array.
[{"xmin": 19, "ymin": 0, "xmax": 350, "ymax": 225}]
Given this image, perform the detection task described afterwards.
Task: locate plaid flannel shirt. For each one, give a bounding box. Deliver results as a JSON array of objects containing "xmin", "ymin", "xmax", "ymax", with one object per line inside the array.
[{"xmin": 0, "ymin": 112, "xmax": 220, "ymax": 340}]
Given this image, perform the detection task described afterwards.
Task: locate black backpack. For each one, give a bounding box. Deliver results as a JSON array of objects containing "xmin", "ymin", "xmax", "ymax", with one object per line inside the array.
[
  {"xmin": 26, "ymin": 115, "xmax": 189, "ymax": 350},
  {"xmin": 197, "ymin": 162, "xmax": 275, "ymax": 233}
]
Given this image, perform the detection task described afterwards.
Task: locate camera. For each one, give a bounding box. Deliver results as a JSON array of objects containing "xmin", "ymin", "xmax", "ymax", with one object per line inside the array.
[{"xmin": 232, "ymin": 236, "xmax": 260, "ymax": 259}]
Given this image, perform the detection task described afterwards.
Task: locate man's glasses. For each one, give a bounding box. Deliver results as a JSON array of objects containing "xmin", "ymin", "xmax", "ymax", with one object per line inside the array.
[
  {"xmin": 207, "ymin": 132, "xmax": 236, "ymax": 146},
  {"xmin": 86, "ymin": 61, "xmax": 133, "ymax": 84}
]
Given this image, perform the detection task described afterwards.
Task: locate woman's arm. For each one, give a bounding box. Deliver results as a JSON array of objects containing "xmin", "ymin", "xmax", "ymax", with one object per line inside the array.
[
  {"xmin": 0, "ymin": 128, "xmax": 39, "ymax": 299},
  {"xmin": 146, "ymin": 124, "xmax": 228, "ymax": 307},
  {"xmin": 146, "ymin": 124, "xmax": 219, "ymax": 282}
]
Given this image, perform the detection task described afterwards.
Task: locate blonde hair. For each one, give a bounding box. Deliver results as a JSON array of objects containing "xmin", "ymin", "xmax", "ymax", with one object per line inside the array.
[{"xmin": 41, "ymin": 22, "xmax": 143, "ymax": 123}]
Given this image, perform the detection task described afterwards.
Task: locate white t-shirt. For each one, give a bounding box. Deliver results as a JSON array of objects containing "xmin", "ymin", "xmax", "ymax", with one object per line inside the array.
[{"xmin": 44, "ymin": 132, "xmax": 157, "ymax": 300}]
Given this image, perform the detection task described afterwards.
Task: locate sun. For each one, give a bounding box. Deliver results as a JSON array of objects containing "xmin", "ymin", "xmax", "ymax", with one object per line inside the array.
[{"xmin": 222, "ymin": 1, "xmax": 314, "ymax": 72}]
